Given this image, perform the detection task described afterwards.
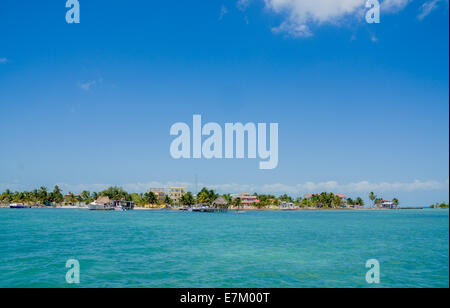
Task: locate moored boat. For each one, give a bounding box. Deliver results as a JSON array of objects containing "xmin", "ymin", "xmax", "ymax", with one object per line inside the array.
[
  {"xmin": 88, "ymin": 203, "xmax": 114, "ymax": 211},
  {"xmin": 112, "ymin": 200, "xmax": 134, "ymax": 211},
  {"xmin": 191, "ymin": 207, "xmax": 227, "ymax": 213},
  {"xmin": 88, "ymin": 196, "xmax": 114, "ymax": 211},
  {"xmin": 88, "ymin": 197, "xmax": 134, "ymax": 211},
  {"xmin": 190, "ymin": 197, "xmax": 229, "ymax": 213},
  {"xmin": 190, "ymin": 204, "xmax": 228, "ymax": 213},
  {"xmin": 9, "ymin": 203, "xmax": 30, "ymax": 209}
]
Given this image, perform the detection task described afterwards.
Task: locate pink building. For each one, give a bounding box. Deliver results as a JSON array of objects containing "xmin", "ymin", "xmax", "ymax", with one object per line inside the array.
[{"xmin": 233, "ymin": 193, "xmax": 259, "ymax": 206}]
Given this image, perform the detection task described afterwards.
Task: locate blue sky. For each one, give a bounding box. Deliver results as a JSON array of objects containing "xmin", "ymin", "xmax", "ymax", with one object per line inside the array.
[{"xmin": 0, "ymin": 0, "xmax": 448, "ymax": 206}]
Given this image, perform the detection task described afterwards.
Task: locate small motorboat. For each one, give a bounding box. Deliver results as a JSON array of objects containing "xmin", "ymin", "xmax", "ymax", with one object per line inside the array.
[
  {"xmin": 88, "ymin": 203, "xmax": 114, "ymax": 211},
  {"xmin": 10, "ymin": 203, "xmax": 30, "ymax": 209}
]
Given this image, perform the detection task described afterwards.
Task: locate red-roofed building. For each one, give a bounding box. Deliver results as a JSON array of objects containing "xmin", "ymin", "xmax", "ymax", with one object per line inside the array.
[
  {"xmin": 233, "ymin": 193, "xmax": 259, "ymax": 206},
  {"xmin": 335, "ymin": 194, "xmax": 347, "ymax": 199},
  {"xmin": 380, "ymin": 200, "xmax": 395, "ymax": 208}
]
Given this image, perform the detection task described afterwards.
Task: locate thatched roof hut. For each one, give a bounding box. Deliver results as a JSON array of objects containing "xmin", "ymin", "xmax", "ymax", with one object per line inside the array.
[
  {"xmin": 96, "ymin": 196, "xmax": 111, "ymax": 205},
  {"xmin": 212, "ymin": 197, "xmax": 229, "ymax": 208}
]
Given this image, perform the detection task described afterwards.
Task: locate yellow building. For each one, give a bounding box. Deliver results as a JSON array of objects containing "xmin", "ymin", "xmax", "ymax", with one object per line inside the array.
[
  {"xmin": 169, "ymin": 187, "xmax": 186, "ymax": 203},
  {"xmin": 148, "ymin": 188, "xmax": 166, "ymax": 202}
]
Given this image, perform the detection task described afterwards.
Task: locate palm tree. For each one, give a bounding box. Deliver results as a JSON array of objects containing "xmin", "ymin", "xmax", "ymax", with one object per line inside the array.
[
  {"xmin": 32, "ymin": 189, "xmax": 39, "ymax": 204},
  {"xmin": 279, "ymin": 194, "xmax": 293, "ymax": 202},
  {"xmin": 300, "ymin": 198, "xmax": 312, "ymax": 208},
  {"xmin": 347, "ymin": 198, "xmax": 355, "ymax": 207},
  {"xmin": 52, "ymin": 185, "xmax": 64, "ymax": 205},
  {"xmin": 38, "ymin": 186, "xmax": 48, "ymax": 205},
  {"xmin": 355, "ymin": 197, "xmax": 365, "ymax": 207},
  {"xmin": 222, "ymin": 194, "xmax": 233, "ymax": 204},
  {"xmin": 273, "ymin": 197, "xmax": 281, "ymax": 207},
  {"xmin": 143, "ymin": 191, "xmax": 158, "ymax": 205},
  {"xmin": 92, "ymin": 191, "xmax": 99, "ymax": 201},
  {"xmin": 197, "ymin": 188, "xmax": 210, "ymax": 204},
  {"xmin": 392, "ymin": 198, "xmax": 399, "ymax": 208},
  {"xmin": 332, "ymin": 195, "xmax": 342, "ymax": 208},
  {"xmin": 66, "ymin": 192, "xmax": 78, "ymax": 206},
  {"xmin": 100, "ymin": 186, "xmax": 130, "ymax": 201},
  {"xmin": 22, "ymin": 191, "xmax": 32, "ymax": 205},
  {"xmin": 130, "ymin": 193, "xmax": 144, "ymax": 206},
  {"xmin": 369, "ymin": 192, "xmax": 376, "ymax": 208},
  {"xmin": 311, "ymin": 194, "xmax": 321, "ymax": 208},
  {"xmin": 197, "ymin": 188, "xmax": 218, "ymax": 205},
  {"xmin": 234, "ymin": 197, "xmax": 242, "ymax": 211},
  {"xmin": 2, "ymin": 189, "xmax": 13, "ymax": 203},
  {"xmin": 375, "ymin": 198, "xmax": 383, "ymax": 208},
  {"xmin": 180, "ymin": 192, "xmax": 195, "ymax": 207},
  {"xmin": 80, "ymin": 190, "xmax": 91, "ymax": 204},
  {"xmin": 164, "ymin": 195, "xmax": 172, "ymax": 205}
]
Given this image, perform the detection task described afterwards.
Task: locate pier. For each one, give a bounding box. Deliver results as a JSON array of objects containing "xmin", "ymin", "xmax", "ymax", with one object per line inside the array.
[{"xmin": 191, "ymin": 207, "xmax": 227, "ymax": 213}]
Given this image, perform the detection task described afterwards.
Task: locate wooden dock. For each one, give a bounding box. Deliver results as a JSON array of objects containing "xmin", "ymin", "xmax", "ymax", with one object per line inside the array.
[{"xmin": 191, "ymin": 207, "xmax": 227, "ymax": 213}]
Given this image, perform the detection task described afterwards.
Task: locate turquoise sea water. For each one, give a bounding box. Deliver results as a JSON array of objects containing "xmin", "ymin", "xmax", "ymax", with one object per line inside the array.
[{"xmin": 0, "ymin": 209, "xmax": 448, "ymax": 288}]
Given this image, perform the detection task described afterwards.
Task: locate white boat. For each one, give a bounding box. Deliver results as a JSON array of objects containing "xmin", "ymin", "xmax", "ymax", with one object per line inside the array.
[
  {"xmin": 10, "ymin": 203, "xmax": 30, "ymax": 209},
  {"xmin": 112, "ymin": 200, "xmax": 134, "ymax": 211},
  {"xmin": 88, "ymin": 198, "xmax": 134, "ymax": 211},
  {"xmin": 88, "ymin": 202, "xmax": 113, "ymax": 211},
  {"xmin": 88, "ymin": 196, "xmax": 114, "ymax": 211}
]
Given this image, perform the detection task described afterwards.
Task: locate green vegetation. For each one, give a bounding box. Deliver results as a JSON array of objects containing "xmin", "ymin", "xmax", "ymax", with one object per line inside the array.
[
  {"xmin": 366, "ymin": 192, "xmax": 401, "ymax": 209},
  {"xmin": 98, "ymin": 186, "xmax": 131, "ymax": 201},
  {"xmin": 255, "ymin": 194, "xmax": 277, "ymax": 207},
  {"xmin": 233, "ymin": 197, "xmax": 242, "ymax": 210},
  {"xmin": 0, "ymin": 186, "xmax": 405, "ymax": 210},
  {"xmin": 196, "ymin": 188, "xmax": 218, "ymax": 205},
  {"xmin": 369, "ymin": 192, "xmax": 376, "ymax": 208},
  {"xmin": 143, "ymin": 191, "xmax": 158, "ymax": 205},
  {"xmin": 430, "ymin": 202, "xmax": 449, "ymax": 209},
  {"xmin": 0, "ymin": 186, "xmax": 64, "ymax": 206},
  {"xmin": 164, "ymin": 195, "xmax": 172, "ymax": 205},
  {"xmin": 180, "ymin": 192, "xmax": 195, "ymax": 206},
  {"xmin": 392, "ymin": 198, "xmax": 399, "ymax": 207}
]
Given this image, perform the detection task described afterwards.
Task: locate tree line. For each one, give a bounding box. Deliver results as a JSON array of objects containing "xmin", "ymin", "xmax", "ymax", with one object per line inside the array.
[
  {"xmin": 0, "ymin": 186, "xmax": 402, "ymax": 209},
  {"xmin": 430, "ymin": 202, "xmax": 449, "ymax": 209}
]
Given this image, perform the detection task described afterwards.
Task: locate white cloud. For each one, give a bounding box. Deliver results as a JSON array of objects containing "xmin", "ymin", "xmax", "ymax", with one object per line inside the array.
[
  {"xmin": 79, "ymin": 80, "xmax": 96, "ymax": 91},
  {"xmin": 79, "ymin": 78, "xmax": 103, "ymax": 91},
  {"xmin": 237, "ymin": 0, "xmax": 252, "ymax": 10},
  {"xmin": 219, "ymin": 5, "xmax": 228, "ymax": 20},
  {"xmin": 54, "ymin": 181, "xmax": 193, "ymax": 194},
  {"xmin": 3, "ymin": 178, "xmax": 447, "ymax": 199},
  {"xmin": 381, "ymin": 0, "xmax": 412, "ymax": 12},
  {"xmin": 242, "ymin": 0, "xmax": 413, "ymax": 37},
  {"xmin": 30, "ymin": 179, "xmax": 448, "ymax": 196},
  {"xmin": 418, "ymin": 0, "xmax": 445, "ymax": 20},
  {"xmin": 271, "ymin": 21, "xmax": 313, "ymax": 37},
  {"xmin": 0, "ymin": 58, "xmax": 8, "ymax": 64},
  {"xmin": 215, "ymin": 179, "xmax": 447, "ymax": 195},
  {"xmin": 265, "ymin": 0, "xmax": 366, "ymax": 24}
]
